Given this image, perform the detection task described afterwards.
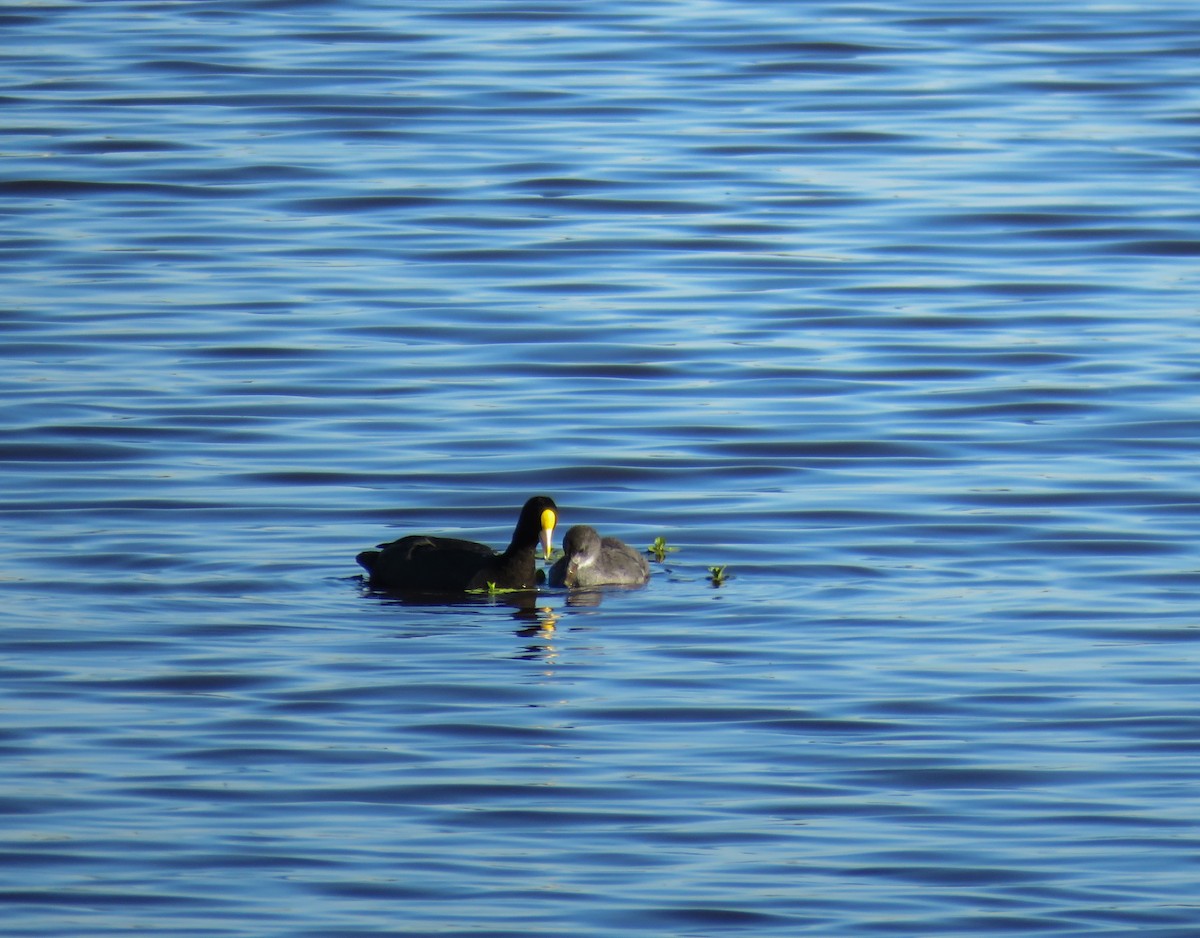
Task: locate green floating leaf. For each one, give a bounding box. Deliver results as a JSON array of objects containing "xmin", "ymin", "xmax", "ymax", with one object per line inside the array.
[
  {"xmin": 648, "ymin": 536, "xmax": 680, "ymax": 562},
  {"xmin": 467, "ymin": 582, "xmax": 524, "ymax": 596}
]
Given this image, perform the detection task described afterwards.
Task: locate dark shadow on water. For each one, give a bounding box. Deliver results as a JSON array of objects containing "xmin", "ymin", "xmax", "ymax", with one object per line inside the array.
[
  {"xmin": 357, "ymin": 576, "xmax": 552, "ymax": 625},
  {"xmin": 559, "ymin": 585, "xmax": 650, "ymax": 607},
  {"xmin": 355, "ymin": 574, "xmax": 656, "ymax": 662}
]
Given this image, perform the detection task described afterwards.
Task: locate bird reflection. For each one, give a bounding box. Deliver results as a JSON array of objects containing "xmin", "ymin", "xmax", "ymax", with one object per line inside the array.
[
  {"xmin": 562, "ymin": 588, "xmax": 604, "ymax": 608},
  {"xmin": 364, "ymin": 583, "xmax": 549, "ymax": 622},
  {"xmin": 513, "ymin": 607, "xmax": 559, "ymax": 661}
]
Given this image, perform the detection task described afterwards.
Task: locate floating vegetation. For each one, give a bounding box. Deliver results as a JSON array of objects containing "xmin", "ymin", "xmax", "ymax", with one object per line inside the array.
[
  {"xmin": 647, "ymin": 536, "xmax": 680, "ymax": 562},
  {"xmin": 708, "ymin": 565, "xmax": 728, "ymax": 587},
  {"xmin": 467, "ymin": 581, "xmax": 523, "ymax": 597}
]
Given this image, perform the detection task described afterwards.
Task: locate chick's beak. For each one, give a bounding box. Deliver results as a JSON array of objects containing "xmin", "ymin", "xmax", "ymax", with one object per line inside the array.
[{"xmin": 540, "ymin": 508, "xmax": 556, "ymax": 560}]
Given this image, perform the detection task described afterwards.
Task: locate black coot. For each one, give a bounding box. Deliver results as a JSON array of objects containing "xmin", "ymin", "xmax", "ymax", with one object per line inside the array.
[{"xmin": 358, "ymin": 496, "xmax": 557, "ymax": 592}]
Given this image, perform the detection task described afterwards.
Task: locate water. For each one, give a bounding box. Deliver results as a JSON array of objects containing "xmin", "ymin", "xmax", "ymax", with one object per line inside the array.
[{"xmin": 3, "ymin": 1, "xmax": 1200, "ymax": 934}]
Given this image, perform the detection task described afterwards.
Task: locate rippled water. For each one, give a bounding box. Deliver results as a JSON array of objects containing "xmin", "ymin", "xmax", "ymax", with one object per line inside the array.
[{"xmin": 4, "ymin": 2, "xmax": 1200, "ymax": 935}]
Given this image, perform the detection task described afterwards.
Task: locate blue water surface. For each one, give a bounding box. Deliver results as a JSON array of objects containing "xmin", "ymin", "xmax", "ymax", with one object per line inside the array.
[{"xmin": 3, "ymin": 2, "xmax": 1200, "ymax": 935}]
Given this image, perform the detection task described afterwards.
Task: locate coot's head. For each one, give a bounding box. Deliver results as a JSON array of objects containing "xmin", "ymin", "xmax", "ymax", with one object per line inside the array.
[
  {"xmin": 517, "ymin": 495, "xmax": 558, "ymax": 560},
  {"xmin": 559, "ymin": 524, "xmax": 601, "ymax": 587}
]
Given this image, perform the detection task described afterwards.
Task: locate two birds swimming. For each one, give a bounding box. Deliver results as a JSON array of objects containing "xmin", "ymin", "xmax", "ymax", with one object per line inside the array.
[{"xmin": 356, "ymin": 495, "xmax": 650, "ymax": 593}]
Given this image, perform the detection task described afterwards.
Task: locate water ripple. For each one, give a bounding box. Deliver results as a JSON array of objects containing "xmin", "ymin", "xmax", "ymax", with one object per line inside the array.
[{"xmin": 2, "ymin": 2, "xmax": 1199, "ymax": 936}]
